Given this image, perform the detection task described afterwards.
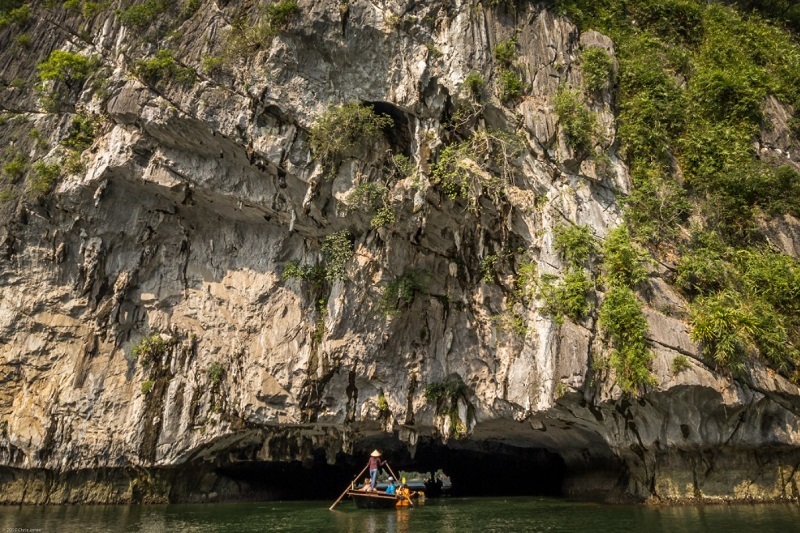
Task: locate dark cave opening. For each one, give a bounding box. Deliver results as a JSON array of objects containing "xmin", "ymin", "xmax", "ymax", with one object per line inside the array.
[
  {"xmin": 364, "ymin": 100, "xmax": 413, "ymax": 157},
  {"xmin": 212, "ymin": 438, "xmax": 570, "ymax": 501}
]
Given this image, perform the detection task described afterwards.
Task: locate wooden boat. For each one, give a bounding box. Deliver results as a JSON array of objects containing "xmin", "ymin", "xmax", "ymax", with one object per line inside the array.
[{"xmin": 347, "ymin": 489, "xmax": 398, "ymax": 509}]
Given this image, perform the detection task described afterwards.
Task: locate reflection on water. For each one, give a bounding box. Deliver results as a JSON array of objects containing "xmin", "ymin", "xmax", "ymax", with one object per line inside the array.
[{"xmin": 1, "ymin": 497, "xmax": 798, "ymax": 533}]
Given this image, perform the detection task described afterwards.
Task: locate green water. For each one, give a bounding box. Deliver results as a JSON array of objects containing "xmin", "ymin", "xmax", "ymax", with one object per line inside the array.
[{"xmin": 1, "ymin": 498, "xmax": 798, "ymax": 532}]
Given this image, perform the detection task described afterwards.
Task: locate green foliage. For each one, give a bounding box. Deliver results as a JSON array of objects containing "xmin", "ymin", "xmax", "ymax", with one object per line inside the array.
[
  {"xmin": 553, "ymin": 224, "xmax": 596, "ymax": 268},
  {"xmin": 425, "ymin": 43, "xmax": 443, "ymax": 58},
  {"xmin": 63, "ymin": 151, "xmax": 84, "ymax": 175},
  {"xmin": 134, "ymin": 50, "xmax": 196, "ymax": 85},
  {"xmin": 377, "ymin": 394, "xmax": 389, "ymax": 412},
  {"xmin": 391, "ymin": 153, "xmax": 414, "ymax": 177},
  {"xmin": 424, "ymin": 380, "xmax": 468, "ymax": 405},
  {"xmin": 494, "ymin": 38, "xmax": 517, "ymax": 68},
  {"xmin": 554, "ymin": 1, "xmax": 800, "ymax": 243},
  {"xmin": 224, "ymin": 1, "xmax": 300, "ymax": 58},
  {"xmin": 321, "ymin": 230, "xmax": 354, "ymax": 281},
  {"xmin": 2, "ymin": 154, "xmax": 27, "ymax": 180},
  {"xmin": 29, "ymin": 161, "xmax": 61, "ymax": 198},
  {"xmin": 464, "ymin": 71, "xmax": 486, "ymax": 99},
  {"xmin": 580, "ymin": 46, "xmax": 613, "ymax": 93},
  {"xmin": 61, "ymin": 113, "xmax": 98, "ymax": 152},
  {"xmin": 141, "ymin": 380, "xmax": 155, "ymax": 394},
  {"xmin": 29, "ymin": 128, "xmax": 48, "ymax": 149},
  {"xmin": 0, "ymin": 0, "xmax": 25, "ymax": 14},
  {"xmin": 497, "ymin": 69, "xmax": 524, "ymax": 103},
  {"xmin": 553, "ymin": 86, "xmax": 596, "ymax": 154},
  {"xmin": 201, "ymin": 54, "xmax": 224, "ymax": 75},
  {"xmin": 539, "ymin": 269, "xmax": 593, "ymax": 324},
  {"xmin": 690, "ymin": 64, "xmax": 766, "ymax": 123},
  {"xmin": 424, "ymin": 379, "xmax": 469, "ymax": 437},
  {"xmin": 264, "ymin": 0, "xmax": 299, "ymax": 29},
  {"xmin": 736, "ymin": 248, "xmax": 800, "ymax": 315},
  {"xmin": 381, "ymin": 270, "xmax": 429, "ymax": 315},
  {"xmin": 432, "ymin": 129, "xmax": 524, "ymax": 209},
  {"xmin": 631, "ymin": 0, "xmax": 704, "ymax": 45},
  {"xmin": 0, "ymin": 189, "xmax": 14, "ymax": 203},
  {"xmin": 601, "ymin": 226, "xmax": 648, "ymax": 287},
  {"xmin": 615, "ymin": 34, "xmax": 687, "ymax": 168},
  {"xmin": 370, "ymin": 206, "xmax": 395, "ymax": 229},
  {"xmin": 181, "ymin": 0, "xmax": 202, "ymax": 18},
  {"xmin": 598, "ymin": 285, "xmax": 656, "ymax": 393},
  {"xmin": 117, "ymin": 0, "xmax": 169, "ymax": 29},
  {"xmin": 513, "ymin": 258, "xmax": 538, "ymax": 306},
  {"xmin": 309, "ymin": 103, "xmax": 393, "ymax": 164},
  {"xmin": 676, "ymin": 246, "xmax": 730, "ymax": 297},
  {"xmin": 480, "ymin": 252, "xmax": 503, "ymax": 283},
  {"xmin": 37, "ymin": 50, "xmax": 97, "ymax": 88},
  {"xmin": 492, "ymin": 38, "xmax": 524, "ymax": 104},
  {"xmin": 207, "ymin": 362, "xmax": 225, "ymax": 386},
  {"xmin": 15, "ymin": 33, "xmax": 31, "ymax": 48},
  {"xmin": 81, "ymin": 2, "xmax": 112, "ymax": 18},
  {"xmin": 677, "ymin": 231, "xmax": 800, "ymax": 378},
  {"xmin": 622, "ymin": 164, "xmax": 690, "ymax": 245},
  {"xmin": 671, "ymin": 355, "xmax": 691, "ymax": 375},
  {"xmin": 37, "ymin": 49, "xmax": 103, "ymax": 111},
  {"xmin": 131, "ymin": 334, "xmax": 172, "ymax": 365},
  {"xmin": 0, "ymin": 2, "xmax": 30, "ymax": 29},
  {"xmin": 282, "ymin": 260, "xmax": 326, "ymax": 289},
  {"xmin": 689, "ymin": 290, "xmax": 758, "ymax": 373},
  {"xmin": 345, "ymin": 182, "xmax": 384, "ymax": 213}
]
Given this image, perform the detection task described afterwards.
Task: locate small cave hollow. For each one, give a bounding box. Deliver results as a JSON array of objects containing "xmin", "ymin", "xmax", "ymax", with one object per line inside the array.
[{"xmin": 364, "ymin": 100, "xmax": 413, "ymax": 157}]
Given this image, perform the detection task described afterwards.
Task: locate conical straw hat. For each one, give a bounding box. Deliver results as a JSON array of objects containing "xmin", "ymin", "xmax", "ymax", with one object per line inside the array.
[{"xmin": 370, "ymin": 449, "xmax": 382, "ymax": 457}]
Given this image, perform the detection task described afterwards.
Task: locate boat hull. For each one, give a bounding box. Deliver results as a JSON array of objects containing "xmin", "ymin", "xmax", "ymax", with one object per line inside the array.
[{"xmin": 348, "ymin": 490, "xmax": 398, "ymax": 509}]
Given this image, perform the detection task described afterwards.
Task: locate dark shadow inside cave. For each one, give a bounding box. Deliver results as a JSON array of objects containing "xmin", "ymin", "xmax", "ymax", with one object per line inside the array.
[{"xmin": 209, "ymin": 437, "xmax": 571, "ymax": 501}]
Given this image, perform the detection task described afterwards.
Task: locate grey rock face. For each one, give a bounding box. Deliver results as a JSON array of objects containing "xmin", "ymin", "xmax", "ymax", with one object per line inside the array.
[{"xmin": 0, "ymin": 0, "xmax": 799, "ymax": 504}]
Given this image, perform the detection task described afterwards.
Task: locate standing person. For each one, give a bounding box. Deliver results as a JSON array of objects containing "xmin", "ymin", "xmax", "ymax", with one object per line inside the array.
[{"xmin": 368, "ymin": 450, "xmax": 386, "ymax": 490}]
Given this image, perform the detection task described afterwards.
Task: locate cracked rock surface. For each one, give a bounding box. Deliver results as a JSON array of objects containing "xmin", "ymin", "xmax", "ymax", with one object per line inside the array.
[{"xmin": 1, "ymin": 0, "xmax": 799, "ymax": 504}]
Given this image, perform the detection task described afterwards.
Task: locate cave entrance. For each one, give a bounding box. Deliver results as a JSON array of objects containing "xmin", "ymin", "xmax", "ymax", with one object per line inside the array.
[{"xmin": 210, "ymin": 437, "xmax": 572, "ymax": 501}]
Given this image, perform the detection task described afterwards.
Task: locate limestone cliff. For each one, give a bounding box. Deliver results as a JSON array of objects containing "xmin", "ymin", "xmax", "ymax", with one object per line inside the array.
[{"xmin": 1, "ymin": 0, "xmax": 799, "ymax": 504}]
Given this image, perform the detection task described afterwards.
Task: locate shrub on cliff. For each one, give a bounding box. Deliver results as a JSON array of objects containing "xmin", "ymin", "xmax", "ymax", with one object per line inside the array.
[
  {"xmin": 37, "ymin": 50, "xmax": 98, "ymax": 88},
  {"xmin": 309, "ymin": 103, "xmax": 393, "ymax": 164},
  {"xmin": 464, "ymin": 71, "xmax": 486, "ymax": 99},
  {"xmin": 61, "ymin": 113, "xmax": 99, "ymax": 153},
  {"xmin": 553, "ymin": 86, "xmax": 596, "ymax": 155},
  {"xmin": 37, "ymin": 50, "xmax": 100, "ymax": 111},
  {"xmin": 265, "ymin": 0, "xmax": 299, "ymax": 29},
  {"xmin": 381, "ymin": 270, "xmax": 429, "ymax": 316},
  {"xmin": 132, "ymin": 334, "xmax": 172, "ymax": 365},
  {"xmin": 224, "ymin": 0, "xmax": 300, "ymax": 58},
  {"xmin": 494, "ymin": 38, "xmax": 517, "ymax": 68},
  {"xmin": 601, "ymin": 226, "xmax": 648, "ymax": 287},
  {"xmin": 580, "ymin": 47, "xmax": 614, "ymax": 94},
  {"xmin": 539, "ymin": 269, "xmax": 593, "ymax": 324},
  {"xmin": 553, "ymin": 224, "xmax": 597, "ymax": 269},
  {"xmin": 2, "ymin": 154, "xmax": 27, "ymax": 181},
  {"xmin": 134, "ymin": 50, "xmax": 196, "ymax": 86},
  {"xmin": 117, "ymin": 0, "xmax": 169, "ymax": 29},
  {"xmin": 207, "ymin": 363, "xmax": 225, "ymax": 386},
  {"xmin": 321, "ymin": 230, "xmax": 354, "ymax": 281},
  {"xmin": 598, "ymin": 285, "xmax": 656, "ymax": 393},
  {"xmin": 29, "ymin": 161, "xmax": 61, "ymax": 199},
  {"xmin": 0, "ymin": 1, "xmax": 30, "ymax": 29},
  {"xmin": 432, "ymin": 129, "xmax": 524, "ymax": 209}
]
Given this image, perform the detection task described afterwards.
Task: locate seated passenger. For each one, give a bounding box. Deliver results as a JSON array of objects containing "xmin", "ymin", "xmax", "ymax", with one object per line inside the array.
[{"xmin": 385, "ymin": 476, "xmax": 396, "ymax": 495}]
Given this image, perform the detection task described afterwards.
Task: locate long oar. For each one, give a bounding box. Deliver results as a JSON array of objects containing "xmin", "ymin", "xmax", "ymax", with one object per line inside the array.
[
  {"xmin": 329, "ymin": 463, "xmax": 369, "ymax": 511},
  {"xmin": 385, "ymin": 463, "xmax": 415, "ymax": 508}
]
